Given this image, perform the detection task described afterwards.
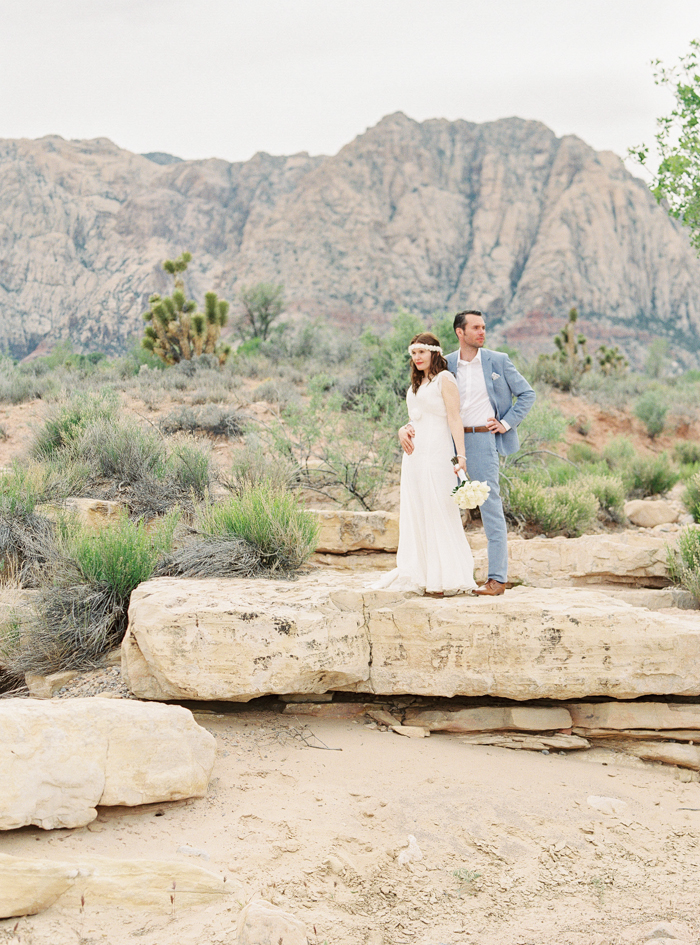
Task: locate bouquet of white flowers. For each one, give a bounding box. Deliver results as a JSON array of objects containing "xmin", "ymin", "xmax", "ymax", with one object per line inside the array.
[{"xmin": 450, "ymin": 460, "xmax": 490, "ymax": 509}]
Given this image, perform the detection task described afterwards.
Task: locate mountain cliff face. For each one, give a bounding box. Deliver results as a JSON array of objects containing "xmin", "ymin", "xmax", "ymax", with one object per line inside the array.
[{"xmin": 1, "ymin": 113, "xmax": 699, "ymax": 364}]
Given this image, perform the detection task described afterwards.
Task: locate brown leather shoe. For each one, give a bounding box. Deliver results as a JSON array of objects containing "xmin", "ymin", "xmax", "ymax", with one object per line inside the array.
[{"xmin": 473, "ymin": 579, "xmax": 506, "ymax": 596}]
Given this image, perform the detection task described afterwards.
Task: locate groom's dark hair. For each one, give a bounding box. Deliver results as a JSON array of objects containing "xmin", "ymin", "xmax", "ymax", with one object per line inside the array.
[{"xmin": 453, "ymin": 310, "xmax": 484, "ymax": 332}]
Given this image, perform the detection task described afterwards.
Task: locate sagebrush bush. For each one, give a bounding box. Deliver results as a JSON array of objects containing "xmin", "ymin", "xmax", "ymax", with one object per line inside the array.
[
  {"xmin": 675, "ymin": 441, "xmax": 700, "ymax": 465},
  {"xmin": 35, "ymin": 406, "xmax": 214, "ymax": 516},
  {"xmin": 227, "ymin": 442, "xmax": 298, "ymax": 493},
  {"xmin": 160, "ymin": 405, "xmax": 245, "ymax": 437},
  {"xmin": 567, "ymin": 442, "xmax": 600, "ymax": 465},
  {"xmin": 684, "ymin": 472, "xmax": 700, "ymax": 522},
  {"xmin": 634, "ymin": 389, "xmax": 668, "ymax": 438},
  {"xmin": 506, "ymin": 479, "xmax": 599, "ymax": 537},
  {"xmin": 251, "ymin": 378, "xmax": 300, "ymax": 405},
  {"xmin": 579, "ymin": 474, "xmax": 626, "ymax": 523},
  {"xmin": 667, "ymin": 526, "xmax": 700, "ymax": 601},
  {"xmin": 627, "ymin": 453, "xmax": 679, "ymax": 497},
  {"xmin": 30, "ymin": 391, "xmax": 119, "ymax": 460},
  {"xmin": 195, "ymin": 483, "xmax": 318, "ymax": 572},
  {"xmin": 0, "ymin": 511, "xmax": 179, "ymax": 678},
  {"xmin": 61, "ymin": 510, "xmax": 178, "ymax": 599}
]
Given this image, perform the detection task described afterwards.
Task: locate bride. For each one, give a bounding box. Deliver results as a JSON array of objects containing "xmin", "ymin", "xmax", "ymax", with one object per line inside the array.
[{"xmin": 375, "ymin": 332, "xmax": 476, "ymax": 596}]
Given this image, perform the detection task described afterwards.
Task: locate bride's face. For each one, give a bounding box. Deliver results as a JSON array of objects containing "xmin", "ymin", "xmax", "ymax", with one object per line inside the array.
[{"xmin": 410, "ymin": 347, "xmax": 431, "ymax": 373}]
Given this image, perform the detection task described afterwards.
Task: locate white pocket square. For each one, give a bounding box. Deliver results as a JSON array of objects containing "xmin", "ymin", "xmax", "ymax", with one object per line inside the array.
[{"xmin": 491, "ymin": 372, "xmax": 500, "ymax": 380}]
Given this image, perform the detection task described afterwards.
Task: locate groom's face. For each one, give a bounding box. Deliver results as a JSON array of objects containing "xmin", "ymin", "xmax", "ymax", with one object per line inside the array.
[{"xmin": 456, "ymin": 314, "xmax": 486, "ymax": 349}]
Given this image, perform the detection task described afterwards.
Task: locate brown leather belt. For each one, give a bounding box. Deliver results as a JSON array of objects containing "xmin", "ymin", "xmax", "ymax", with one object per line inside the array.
[{"xmin": 463, "ymin": 425, "xmax": 491, "ymax": 433}]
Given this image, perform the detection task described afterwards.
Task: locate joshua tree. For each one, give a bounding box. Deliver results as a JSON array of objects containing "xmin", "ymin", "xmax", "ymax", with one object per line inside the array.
[
  {"xmin": 535, "ymin": 308, "xmax": 593, "ymax": 392},
  {"xmin": 142, "ymin": 253, "xmax": 231, "ymax": 365},
  {"xmin": 596, "ymin": 344, "xmax": 628, "ymax": 376}
]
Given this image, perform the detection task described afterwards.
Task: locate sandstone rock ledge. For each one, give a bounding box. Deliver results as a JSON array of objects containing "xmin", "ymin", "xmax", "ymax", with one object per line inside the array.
[{"xmin": 123, "ymin": 577, "xmax": 700, "ymax": 703}]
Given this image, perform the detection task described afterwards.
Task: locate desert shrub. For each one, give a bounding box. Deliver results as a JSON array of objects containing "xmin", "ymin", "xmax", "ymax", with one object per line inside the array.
[
  {"xmin": 667, "ymin": 526, "xmax": 700, "ymax": 601},
  {"xmin": 634, "ymin": 389, "xmax": 668, "ymax": 438},
  {"xmin": 0, "ymin": 358, "xmax": 50, "ymax": 404},
  {"xmin": 505, "ymin": 479, "xmax": 599, "ymax": 537},
  {"xmin": 251, "ymin": 378, "xmax": 300, "ymax": 405},
  {"xmin": 227, "ymin": 442, "xmax": 299, "ymax": 493},
  {"xmin": 30, "ymin": 391, "xmax": 119, "ymax": 460},
  {"xmin": 156, "ymin": 537, "xmax": 261, "ymax": 579},
  {"xmin": 160, "ymin": 405, "xmax": 245, "ymax": 438},
  {"xmin": 1, "ymin": 511, "xmax": 177, "ymax": 676},
  {"xmin": 61, "ymin": 510, "xmax": 178, "ymax": 599},
  {"xmin": 0, "ymin": 505, "xmax": 56, "ymax": 587},
  {"xmin": 46, "ymin": 413, "xmax": 213, "ymax": 516},
  {"xmin": 195, "ymin": 483, "xmax": 318, "ymax": 572},
  {"xmin": 675, "ymin": 441, "xmax": 700, "ymax": 465},
  {"xmin": 627, "ymin": 453, "xmax": 679, "ymax": 497},
  {"xmin": 266, "ymin": 387, "xmax": 401, "ymax": 510},
  {"xmin": 602, "ymin": 436, "xmax": 637, "ymax": 470},
  {"xmin": 684, "ymin": 471, "xmax": 700, "ymax": 522},
  {"xmin": 579, "ymin": 473, "xmax": 626, "ymax": 523},
  {"xmin": 567, "ymin": 442, "xmax": 600, "ymax": 465}
]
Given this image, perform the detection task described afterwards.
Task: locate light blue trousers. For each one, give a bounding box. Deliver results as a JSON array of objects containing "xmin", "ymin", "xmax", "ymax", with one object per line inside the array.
[{"xmin": 463, "ymin": 432, "xmax": 508, "ymax": 583}]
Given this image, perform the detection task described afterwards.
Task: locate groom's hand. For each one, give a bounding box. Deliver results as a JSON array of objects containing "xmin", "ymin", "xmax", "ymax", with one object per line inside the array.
[
  {"xmin": 486, "ymin": 417, "xmax": 506, "ymax": 434},
  {"xmin": 399, "ymin": 424, "xmax": 415, "ymax": 454}
]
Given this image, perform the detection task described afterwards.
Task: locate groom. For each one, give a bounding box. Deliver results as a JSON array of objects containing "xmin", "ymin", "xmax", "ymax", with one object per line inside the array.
[{"xmin": 399, "ymin": 310, "xmax": 535, "ymax": 596}]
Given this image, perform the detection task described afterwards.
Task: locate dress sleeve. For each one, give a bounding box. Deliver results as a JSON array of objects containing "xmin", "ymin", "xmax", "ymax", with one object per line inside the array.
[{"xmin": 437, "ymin": 370, "xmax": 457, "ymax": 390}]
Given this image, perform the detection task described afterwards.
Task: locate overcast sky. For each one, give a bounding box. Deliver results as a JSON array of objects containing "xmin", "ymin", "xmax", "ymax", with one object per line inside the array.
[{"xmin": 2, "ymin": 0, "xmax": 699, "ymax": 176}]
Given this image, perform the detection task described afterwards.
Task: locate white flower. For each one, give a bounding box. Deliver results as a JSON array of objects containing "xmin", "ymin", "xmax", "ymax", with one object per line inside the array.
[
  {"xmin": 491, "ymin": 372, "xmax": 500, "ymax": 380},
  {"xmin": 452, "ymin": 479, "xmax": 491, "ymax": 509}
]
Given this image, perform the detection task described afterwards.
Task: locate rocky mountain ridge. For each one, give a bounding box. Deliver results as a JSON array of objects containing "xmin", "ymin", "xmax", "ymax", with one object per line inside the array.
[{"xmin": 1, "ymin": 113, "xmax": 700, "ymax": 364}]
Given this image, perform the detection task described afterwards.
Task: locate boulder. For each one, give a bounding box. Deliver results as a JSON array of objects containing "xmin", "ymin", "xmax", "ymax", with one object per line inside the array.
[
  {"xmin": 0, "ymin": 852, "xmax": 233, "ymax": 918},
  {"xmin": 499, "ymin": 533, "xmax": 676, "ymax": 588},
  {"xmin": 237, "ymin": 898, "xmax": 307, "ymax": 945},
  {"xmin": 25, "ymin": 670, "xmax": 78, "ymax": 699},
  {"xmin": 569, "ymin": 701, "xmax": 700, "ymax": 731},
  {"xmin": 122, "ymin": 577, "xmax": 369, "ymax": 702},
  {"xmin": 123, "ymin": 577, "xmax": 700, "ymax": 702},
  {"xmin": 39, "ymin": 497, "xmax": 124, "ymax": 531},
  {"xmin": 0, "ymin": 699, "xmax": 215, "ymax": 829},
  {"xmin": 624, "ymin": 499, "xmax": 680, "ymax": 528},
  {"xmin": 310, "ymin": 510, "xmax": 399, "ymax": 553}
]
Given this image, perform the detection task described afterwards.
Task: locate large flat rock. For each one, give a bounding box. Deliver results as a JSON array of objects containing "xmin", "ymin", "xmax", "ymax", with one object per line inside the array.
[
  {"xmin": 123, "ymin": 577, "xmax": 700, "ymax": 702},
  {"xmin": 0, "ymin": 699, "xmax": 215, "ymax": 830}
]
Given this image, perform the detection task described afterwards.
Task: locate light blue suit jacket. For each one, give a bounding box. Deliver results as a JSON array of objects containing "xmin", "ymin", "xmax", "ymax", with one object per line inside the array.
[{"xmin": 445, "ymin": 348, "xmax": 536, "ymax": 456}]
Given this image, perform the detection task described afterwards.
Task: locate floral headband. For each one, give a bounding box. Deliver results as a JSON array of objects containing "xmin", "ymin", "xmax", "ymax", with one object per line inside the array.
[{"xmin": 408, "ymin": 343, "xmax": 443, "ymax": 355}]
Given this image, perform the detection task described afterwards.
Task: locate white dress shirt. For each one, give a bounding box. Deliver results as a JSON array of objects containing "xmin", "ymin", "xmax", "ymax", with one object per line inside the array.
[{"xmin": 456, "ymin": 350, "xmax": 510, "ymax": 430}]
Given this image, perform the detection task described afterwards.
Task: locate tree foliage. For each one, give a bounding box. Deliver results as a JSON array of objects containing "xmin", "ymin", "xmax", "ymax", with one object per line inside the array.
[
  {"xmin": 238, "ymin": 283, "xmax": 285, "ymax": 341},
  {"xmin": 143, "ymin": 252, "xmax": 231, "ymax": 365},
  {"xmin": 631, "ymin": 39, "xmax": 700, "ymax": 252}
]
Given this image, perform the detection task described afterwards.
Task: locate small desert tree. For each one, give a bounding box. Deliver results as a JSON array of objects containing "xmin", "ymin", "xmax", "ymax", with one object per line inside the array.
[
  {"xmin": 238, "ymin": 283, "xmax": 285, "ymax": 341},
  {"xmin": 143, "ymin": 252, "xmax": 231, "ymax": 365}
]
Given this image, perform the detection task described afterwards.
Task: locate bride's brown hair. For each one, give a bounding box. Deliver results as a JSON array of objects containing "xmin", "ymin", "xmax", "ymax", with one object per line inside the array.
[{"xmin": 409, "ymin": 332, "xmax": 448, "ymax": 394}]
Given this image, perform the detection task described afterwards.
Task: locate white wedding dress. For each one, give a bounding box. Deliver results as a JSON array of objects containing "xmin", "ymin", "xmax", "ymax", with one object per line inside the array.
[{"xmin": 374, "ymin": 371, "xmax": 476, "ymax": 595}]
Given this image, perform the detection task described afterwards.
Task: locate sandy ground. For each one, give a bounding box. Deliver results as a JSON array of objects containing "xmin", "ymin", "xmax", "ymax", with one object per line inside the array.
[{"xmin": 2, "ymin": 700, "xmax": 700, "ymax": 945}]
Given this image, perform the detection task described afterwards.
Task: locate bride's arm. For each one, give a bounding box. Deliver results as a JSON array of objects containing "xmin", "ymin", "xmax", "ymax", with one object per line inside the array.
[{"xmin": 440, "ymin": 374, "xmax": 467, "ymax": 476}]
